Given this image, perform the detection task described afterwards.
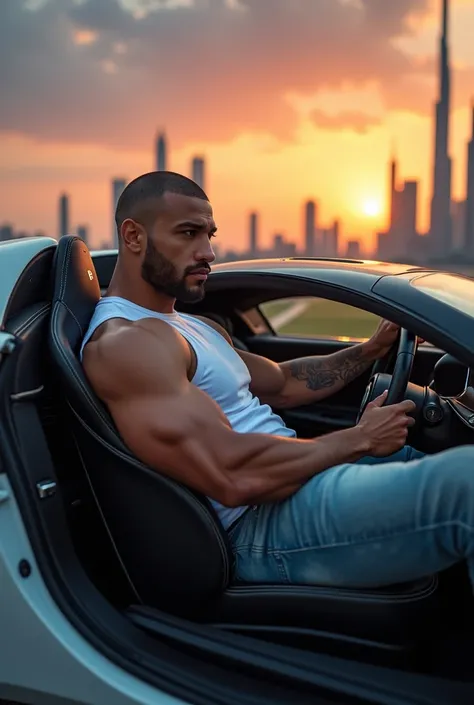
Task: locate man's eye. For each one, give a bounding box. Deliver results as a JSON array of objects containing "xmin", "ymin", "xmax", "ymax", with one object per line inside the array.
[{"xmin": 184, "ymin": 230, "xmax": 197, "ymax": 237}]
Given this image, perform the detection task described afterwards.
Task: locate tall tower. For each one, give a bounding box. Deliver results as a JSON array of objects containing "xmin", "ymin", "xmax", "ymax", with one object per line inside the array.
[
  {"xmin": 155, "ymin": 132, "xmax": 167, "ymax": 171},
  {"xmin": 191, "ymin": 156, "xmax": 205, "ymax": 190},
  {"xmin": 304, "ymin": 200, "xmax": 316, "ymax": 256},
  {"xmin": 77, "ymin": 225, "xmax": 89, "ymax": 246},
  {"xmin": 112, "ymin": 178, "xmax": 127, "ymax": 248},
  {"xmin": 389, "ymin": 149, "xmax": 398, "ymax": 231},
  {"xmin": 464, "ymin": 103, "xmax": 474, "ymax": 256},
  {"xmin": 249, "ymin": 212, "xmax": 258, "ymax": 256},
  {"xmin": 59, "ymin": 193, "xmax": 69, "ymax": 238},
  {"xmin": 429, "ymin": 0, "xmax": 452, "ymax": 257}
]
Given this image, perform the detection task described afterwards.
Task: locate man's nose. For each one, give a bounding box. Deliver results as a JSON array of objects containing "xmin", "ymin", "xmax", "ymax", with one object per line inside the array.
[{"xmin": 195, "ymin": 238, "xmax": 216, "ymax": 263}]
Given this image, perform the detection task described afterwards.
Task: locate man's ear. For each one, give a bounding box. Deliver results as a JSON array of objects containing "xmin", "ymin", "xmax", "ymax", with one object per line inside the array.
[{"xmin": 120, "ymin": 219, "xmax": 145, "ymax": 254}]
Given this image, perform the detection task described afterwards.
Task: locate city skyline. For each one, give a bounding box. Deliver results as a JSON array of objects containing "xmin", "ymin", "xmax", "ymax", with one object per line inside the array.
[{"xmin": 1, "ymin": 0, "xmax": 474, "ymax": 255}]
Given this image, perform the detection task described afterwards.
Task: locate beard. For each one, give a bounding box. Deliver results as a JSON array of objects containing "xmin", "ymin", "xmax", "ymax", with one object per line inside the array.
[{"xmin": 141, "ymin": 238, "xmax": 208, "ymax": 304}]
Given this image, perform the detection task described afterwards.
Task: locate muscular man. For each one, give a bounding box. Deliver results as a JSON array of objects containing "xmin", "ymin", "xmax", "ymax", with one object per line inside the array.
[{"xmin": 81, "ymin": 170, "xmax": 474, "ymax": 590}]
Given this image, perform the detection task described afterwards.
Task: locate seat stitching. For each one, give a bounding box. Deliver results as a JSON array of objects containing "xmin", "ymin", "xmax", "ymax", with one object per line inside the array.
[
  {"xmin": 71, "ymin": 426, "xmax": 143, "ymax": 603},
  {"xmin": 51, "ymin": 302, "xmax": 115, "ymax": 430},
  {"xmin": 13, "ymin": 303, "xmax": 51, "ymax": 337}
]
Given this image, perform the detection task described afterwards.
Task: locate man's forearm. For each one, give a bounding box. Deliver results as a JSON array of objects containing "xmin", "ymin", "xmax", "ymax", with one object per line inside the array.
[
  {"xmin": 222, "ymin": 424, "xmax": 370, "ymax": 506},
  {"xmin": 275, "ymin": 341, "xmax": 379, "ymax": 408}
]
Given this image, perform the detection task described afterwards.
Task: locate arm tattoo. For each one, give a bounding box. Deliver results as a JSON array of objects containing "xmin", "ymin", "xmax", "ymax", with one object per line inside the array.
[{"xmin": 288, "ymin": 345, "xmax": 372, "ymax": 392}]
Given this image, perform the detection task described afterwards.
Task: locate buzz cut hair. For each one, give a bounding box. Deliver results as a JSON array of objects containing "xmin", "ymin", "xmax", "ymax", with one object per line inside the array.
[{"xmin": 115, "ymin": 171, "xmax": 209, "ymax": 238}]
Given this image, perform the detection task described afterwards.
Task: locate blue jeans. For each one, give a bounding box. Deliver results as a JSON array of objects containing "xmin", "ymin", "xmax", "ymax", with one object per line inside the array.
[{"xmin": 229, "ymin": 445, "xmax": 474, "ymax": 590}]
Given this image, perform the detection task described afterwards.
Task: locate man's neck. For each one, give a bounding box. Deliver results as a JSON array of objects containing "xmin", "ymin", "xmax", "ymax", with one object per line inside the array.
[{"xmin": 107, "ymin": 267, "xmax": 176, "ymax": 314}]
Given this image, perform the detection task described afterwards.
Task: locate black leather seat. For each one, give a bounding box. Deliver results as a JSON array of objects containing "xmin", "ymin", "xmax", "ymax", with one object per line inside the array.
[{"xmin": 48, "ymin": 236, "xmax": 439, "ymax": 660}]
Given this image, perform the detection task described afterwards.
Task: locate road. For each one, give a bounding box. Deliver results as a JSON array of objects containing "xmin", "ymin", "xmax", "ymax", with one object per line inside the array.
[{"xmin": 270, "ymin": 299, "xmax": 312, "ymax": 330}]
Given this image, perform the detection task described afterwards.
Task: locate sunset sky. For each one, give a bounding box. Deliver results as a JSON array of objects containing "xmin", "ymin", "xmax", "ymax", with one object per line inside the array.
[{"xmin": 1, "ymin": 0, "xmax": 474, "ymax": 255}]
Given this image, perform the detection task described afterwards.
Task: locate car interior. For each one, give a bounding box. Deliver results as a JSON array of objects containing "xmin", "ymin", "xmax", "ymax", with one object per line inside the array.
[{"xmin": 2, "ymin": 234, "xmax": 474, "ymax": 688}]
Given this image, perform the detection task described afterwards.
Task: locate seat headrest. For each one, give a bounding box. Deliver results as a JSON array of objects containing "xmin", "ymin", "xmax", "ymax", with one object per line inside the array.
[{"xmin": 52, "ymin": 236, "xmax": 100, "ymax": 348}]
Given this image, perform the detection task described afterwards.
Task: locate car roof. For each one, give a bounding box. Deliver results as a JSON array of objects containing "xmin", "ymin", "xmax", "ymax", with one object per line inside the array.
[{"xmin": 210, "ymin": 257, "xmax": 424, "ymax": 278}]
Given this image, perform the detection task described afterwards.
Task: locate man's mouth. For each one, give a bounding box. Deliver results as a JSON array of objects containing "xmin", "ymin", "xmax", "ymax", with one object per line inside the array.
[{"xmin": 188, "ymin": 267, "xmax": 210, "ymax": 279}]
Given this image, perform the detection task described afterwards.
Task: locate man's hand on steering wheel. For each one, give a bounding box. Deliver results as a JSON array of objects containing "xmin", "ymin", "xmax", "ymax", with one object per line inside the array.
[
  {"xmin": 357, "ymin": 390, "xmax": 417, "ymax": 457},
  {"xmin": 366, "ymin": 320, "xmax": 401, "ymax": 360},
  {"xmin": 357, "ymin": 324, "xmax": 424, "ymax": 422},
  {"xmin": 366, "ymin": 319, "xmax": 425, "ymax": 361}
]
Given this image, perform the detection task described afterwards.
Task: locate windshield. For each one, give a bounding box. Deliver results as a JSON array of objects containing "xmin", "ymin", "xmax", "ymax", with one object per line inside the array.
[{"xmin": 410, "ymin": 273, "xmax": 474, "ymax": 318}]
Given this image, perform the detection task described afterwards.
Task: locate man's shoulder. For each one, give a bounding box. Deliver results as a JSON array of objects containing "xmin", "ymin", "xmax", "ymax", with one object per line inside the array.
[
  {"xmin": 87, "ymin": 316, "xmax": 183, "ymax": 355},
  {"xmin": 83, "ymin": 317, "xmax": 189, "ymax": 398}
]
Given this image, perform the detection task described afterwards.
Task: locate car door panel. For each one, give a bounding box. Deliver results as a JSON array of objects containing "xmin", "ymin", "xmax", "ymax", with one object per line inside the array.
[{"xmin": 246, "ymin": 335, "xmax": 445, "ymax": 438}]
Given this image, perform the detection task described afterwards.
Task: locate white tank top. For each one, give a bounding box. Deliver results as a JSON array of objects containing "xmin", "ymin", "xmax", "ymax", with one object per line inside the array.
[{"xmin": 80, "ymin": 296, "xmax": 296, "ymax": 529}]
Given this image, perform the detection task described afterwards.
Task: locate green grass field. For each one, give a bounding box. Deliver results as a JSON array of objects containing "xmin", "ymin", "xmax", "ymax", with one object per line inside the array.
[{"xmin": 261, "ymin": 298, "xmax": 380, "ymax": 340}]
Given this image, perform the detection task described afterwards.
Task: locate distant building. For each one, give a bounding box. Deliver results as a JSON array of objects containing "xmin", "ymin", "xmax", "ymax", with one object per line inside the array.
[
  {"xmin": 346, "ymin": 240, "xmax": 361, "ymax": 259},
  {"xmin": 451, "ymin": 200, "xmax": 466, "ymax": 251},
  {"xmin": 77, "ymin": 225, "xmax": 89, "ymax": 246},
  {"xmin": 0, "ymin": 224, "xmax": 14, "ymax": 242},
  {"xmin": 398, "ymin": 180, "xmax": 418, "ymax": 247},
  {"xmin": 464, "ymin": 104, "xmax": 474, "ymax": 257},
  {"xmin": 378, "ymin": 153, "xmax": 419, "ymax": 260},
  {"xmin": 156, "ymin": 132, "xmax": 167, "ymax": 171},
  {"xmin": 249, "ymin": 212, "xmax": 259, "ymax": 256},
  {"xmin": 304, "ymin": 200, "xmax": 317, "ymax": 256},
  {"xmin": 112, "ymin": 178, "xmax": 127, "ymax": 248},
  {"xmin": 191, "ymin": 156, "xmax": 205, "ymax": 190},
  {"xmin": 389, "ymin": 154, "xmax": 397, "ymax": 232},
  {"xmin": 331, "ymin": 219, "xmax": 340, "ymax": 257},
  {"xmin": 272, "ymin": 234, "xmax": 296, "ymax": 258},
  {"xmin": 59, "ymin": 193, "xmax": 69, "ymax": 239},
  {"xmin": 429, "ymin": 0, "xmax": 452, "ymax": 257}
]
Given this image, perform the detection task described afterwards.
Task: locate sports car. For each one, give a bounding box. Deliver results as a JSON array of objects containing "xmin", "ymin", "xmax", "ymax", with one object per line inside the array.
[{"xmin": 1, "ymin": 233, "xmax": 474, "ymax": 705}]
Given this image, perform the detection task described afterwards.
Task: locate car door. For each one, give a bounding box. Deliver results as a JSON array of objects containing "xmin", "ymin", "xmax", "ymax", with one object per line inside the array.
[{"xmin": 241, "ymin": 296, "xmax": 444, "ymax": 439}]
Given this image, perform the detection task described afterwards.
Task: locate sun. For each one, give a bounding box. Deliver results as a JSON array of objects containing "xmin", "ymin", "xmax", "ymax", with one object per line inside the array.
[{"xmin": 362, "ymin": 199, "xmax": 382, "ymax": 218}]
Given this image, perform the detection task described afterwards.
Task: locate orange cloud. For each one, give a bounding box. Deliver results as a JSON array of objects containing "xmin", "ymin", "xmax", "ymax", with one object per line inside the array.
[
  {"xmin": 310, "ymin": 110, "xmax": 381, "ymax": 133},
  {"xmin": 0, "ymin": 0, "xmax": 442, "ymax": 150}
]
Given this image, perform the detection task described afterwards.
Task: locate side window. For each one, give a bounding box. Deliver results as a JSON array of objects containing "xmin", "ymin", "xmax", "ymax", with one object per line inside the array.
[{"xmin": 259, "ymin": 297, "xmax": 380, "ymax": 341}]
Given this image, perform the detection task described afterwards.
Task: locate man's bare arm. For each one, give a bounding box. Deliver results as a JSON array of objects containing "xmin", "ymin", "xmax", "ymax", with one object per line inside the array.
[
  {"xmin": 83, "ymin": 319, "xmax": 414, "ymax": 507},
  {"xmin": 238, "ymin": 342, "xmax": 378, "ymax": 409},
  {"xmin": 275, "ymin": 342, "xmax": 379, "ymax": 407}
]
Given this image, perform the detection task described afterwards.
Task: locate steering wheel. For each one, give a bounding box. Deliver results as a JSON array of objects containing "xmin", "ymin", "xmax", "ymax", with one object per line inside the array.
[{"xmin": 357, "ymin": 329, "xmax": 419, "ymax": 423}]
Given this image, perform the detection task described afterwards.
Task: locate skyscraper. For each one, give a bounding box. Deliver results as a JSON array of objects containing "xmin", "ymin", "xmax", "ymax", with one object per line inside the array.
[
  {"xmin": 191, "ymin": 156, "xmax": 205, "ymax": 190},
  {"xmin": 389, "ymin": 150, "xmax": 400, "ymax": 232},
  {"xmin": 452, "ymin": 200, "xmax": 466, "ymax": 251},
  {"xmin": 155, "ymin": 132, "xmax": 167, "ymax": 171},
  {"xmin": 77, "ymin": 225, "xmax": 89, "ymax": 246},
  {"xmin": 59, "ymin": 193, "xmax": 69, "ymax": 238},
  {"xmin": 304, "ymin": 200, "xmax": 317, "ymax": 256},
  {"xmin": 399, "ymin": 181, "xmax": 418, "ymax": 247},
  {"xmin": 464, "ymin": 103, "xmax": 474, "ymax": 256},
  {"xmin": 429, "ymin": 0, "xmax": 452, "ymax": 257},
  {"xmin": 249, "ymin": 212, "xmax": 258, "ymax": 256},
  {"xmin": 331, "ymin": 219, "xmax": 340, "ymax": 257},
  {"xmin": 378, "ymin": 150, "xmax": 419, "ymax": 260},
  {"xmin": 346, "ymin": 240, "xmax": 361, "ymax": 259},
  {"xmin": 112, "ymin": 178, "xmax": 127, "ymax": 248}
]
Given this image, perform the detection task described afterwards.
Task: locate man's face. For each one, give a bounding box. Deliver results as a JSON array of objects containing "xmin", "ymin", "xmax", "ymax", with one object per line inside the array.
[{"xmin": 140, "ymin": 192, "xmax": 217, "ymax": 303}]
